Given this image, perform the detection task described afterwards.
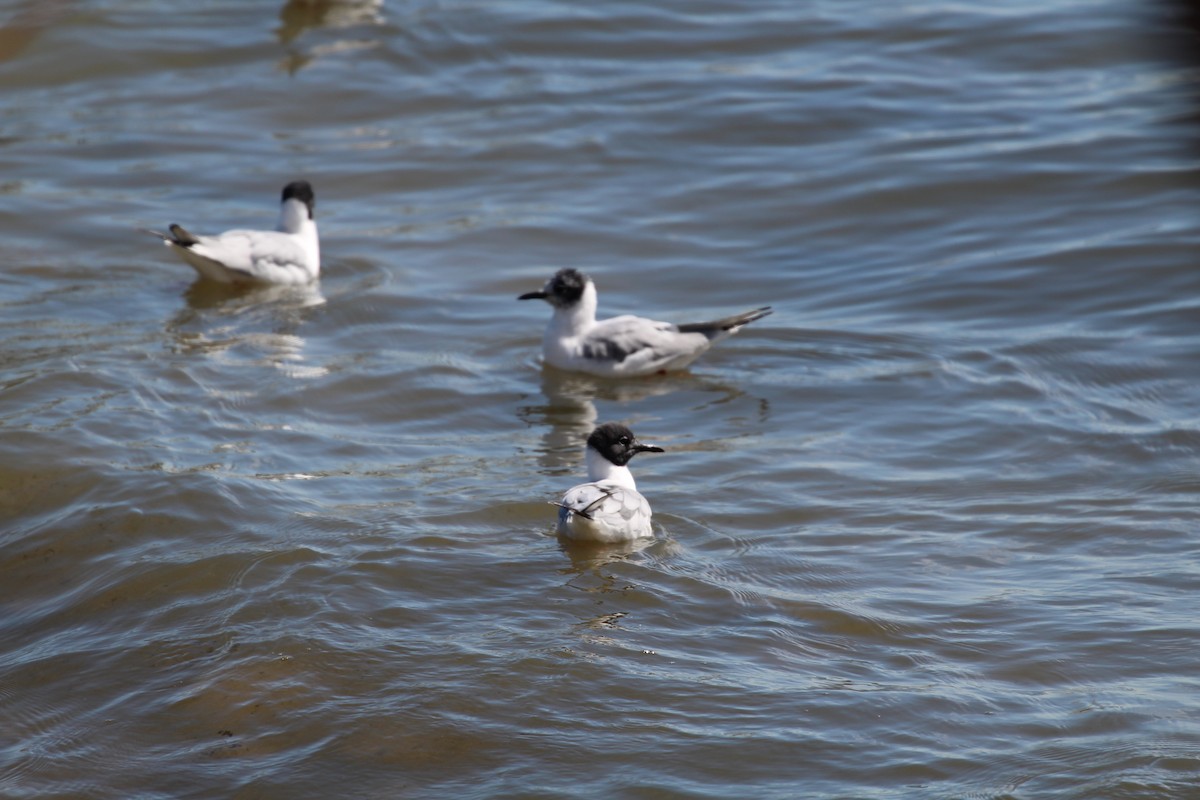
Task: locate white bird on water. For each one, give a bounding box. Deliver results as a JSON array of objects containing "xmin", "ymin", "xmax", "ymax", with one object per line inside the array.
[
  {"xmin": 147, "ymin": 180, "xmax": 320, "ymax": 285},
  {"xmin": 554, "ymin": 422, "xmax": 665, "ymax": 543},
  {"xmin": 518, "ymin": 268, "xmax": 772, "ymax": 378}
]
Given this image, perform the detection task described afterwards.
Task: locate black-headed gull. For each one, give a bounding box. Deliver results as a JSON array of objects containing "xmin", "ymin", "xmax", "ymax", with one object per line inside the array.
[
  {"xmin": 553, "ymin": 422, "xmax": 664, "ymax": 542},
  {"xmin": 148, "ymin": 181, "xmax": 320, "ymax": 285},
  {"xmin": 518, "ymin": 268, "xmax": 771, "ymax": 377}
]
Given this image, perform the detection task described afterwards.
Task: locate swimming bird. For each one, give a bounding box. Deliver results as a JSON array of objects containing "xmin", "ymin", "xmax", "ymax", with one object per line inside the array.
[
  {"xmin": 554, "ymin": 422, "xmax": 664, "ymax": 542},
  {"xmin": 518, "ymin": 268, "xmax": 771, "ymax": 377},
  {"xmin": 147, "ymin": 180, "xmax": 320, "ymax": 285}
]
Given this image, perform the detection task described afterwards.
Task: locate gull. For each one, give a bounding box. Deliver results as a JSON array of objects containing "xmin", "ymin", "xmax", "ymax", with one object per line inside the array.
[
  {"xmin": 553, "ymin": 422, "xmax": 665, "ymax": 542},
  {"xmin": 146, "ymin": 180, "xmax": 320, "ymax": 285},
  {"xmin": 518, "ymin": 268, "xmax": 771, "ymax": 377}
]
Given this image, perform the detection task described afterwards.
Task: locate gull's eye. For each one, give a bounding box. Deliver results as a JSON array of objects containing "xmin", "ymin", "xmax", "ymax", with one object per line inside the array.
[{"xmin": 619, "ymin": 436, "xmax": 630, "ymax": 446}]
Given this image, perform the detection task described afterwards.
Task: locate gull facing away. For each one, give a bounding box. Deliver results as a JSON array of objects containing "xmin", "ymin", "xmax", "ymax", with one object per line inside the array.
[
  {"xmin": 518, "ymin": 268, "xmax": 772, "ymax": 377},
  {"xmin": 146, "ymin": 181, "xmax": 320, "ymax": 285},
  {"xmin": 554, "ymin": 422, "xmax": 665, "ymax": 543}
]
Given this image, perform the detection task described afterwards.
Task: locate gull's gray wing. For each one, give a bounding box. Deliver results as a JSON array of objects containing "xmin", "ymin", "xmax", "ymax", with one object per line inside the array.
[
  {"xmin": 578, "ymin": 315, "xmax": 708, "ymax": 375},
  {"xmin": 556, "ymin": 481, "xmax": 653, "ymax": 540}
]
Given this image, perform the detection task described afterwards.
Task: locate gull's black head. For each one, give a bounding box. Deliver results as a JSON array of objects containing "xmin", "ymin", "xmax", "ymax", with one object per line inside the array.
[
  {"xmin": 587, "ymin": 422, "xmax": 664, "ymax": 467},
  {"xmin": 518, "ymin": 268, "xmax": 589, "ymax": 308},
  {"xmin": 282, "ymin": 180, "xmax": 315, "ymax": 219}
]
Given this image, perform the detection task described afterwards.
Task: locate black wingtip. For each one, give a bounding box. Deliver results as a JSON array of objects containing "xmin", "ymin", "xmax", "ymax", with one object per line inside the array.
[
  {"xmin": 741, "ymin": 306, "xmax": 773, "ymax": 326},
  {"xmin": 167, "ymin": 223, "xmax": 200, "ymax": 247},
  {"xmin": 550, "ymin": 501, "xmax": 594, "ymax": 521},
  {"xmin": 677, "ymin": 306, "xmax": 774, "ymax": 337}
]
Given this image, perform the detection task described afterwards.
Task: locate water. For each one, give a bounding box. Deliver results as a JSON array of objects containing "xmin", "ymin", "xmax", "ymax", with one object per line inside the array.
[{"xmin": 2, "ymin": 0, "xmax": 1199, "ymax": 797}]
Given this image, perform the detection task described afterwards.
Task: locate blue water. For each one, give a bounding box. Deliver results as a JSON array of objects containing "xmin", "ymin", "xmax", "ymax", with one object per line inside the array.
[{"xmin": 2, "ymin": 1, "xmax": 1199, "ymax": 797}]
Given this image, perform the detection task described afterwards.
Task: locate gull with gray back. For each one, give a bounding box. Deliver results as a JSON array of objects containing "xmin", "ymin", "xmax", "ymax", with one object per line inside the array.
[
  {"xmin": 146, "ymin": 180, "xmax": 320, "ymax": 285},
  {"xmin": 554, "ymin": 422, "xmax": 665, "ymax": 542},
  {"xmin": 519, "ymin": 268, "xmax": 771, "ymax": 377}
]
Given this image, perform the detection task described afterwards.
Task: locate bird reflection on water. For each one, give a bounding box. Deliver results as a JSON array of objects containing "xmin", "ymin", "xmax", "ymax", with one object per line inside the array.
[
  {"xmin": 181, "ymin": 279, "xmax": 327, "ymax": 312},
  {"xmin": 276, "ymin": 0, "xmax": 387, "ymax": 73},
  {"xmin": 277, "ymin": 0, "xmax": 385, "ymax": 43},
  {"xmin": 520, "ymin": 366, "xmax": 762, "ymax": 474},
  {"xmin": 0, "ymin": 0, "xmax": 74, "ymax": 64},
  {"xmin": 165, "ymin": 280, "xmax": 328, "ymax": 377},
  {"xmin": 558, "ymin": 535, "xmax": 658, "ymax": 574}
]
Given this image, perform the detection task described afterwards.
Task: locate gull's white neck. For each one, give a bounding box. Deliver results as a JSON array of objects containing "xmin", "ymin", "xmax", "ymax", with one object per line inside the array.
[
  {"xmin": 550, "ymin": 280, "xmax": 599, "ymax": 336},
  {"xmin": 586, "ymin": 446, "xmax": 637, "ymax": 490},
  {"xmin": 277, "ymin": 198, "xmax": 320, "ymax": 267},
  {"xmin": 277, "ymin": 198, "xmax": 311, "ymax": 234}
]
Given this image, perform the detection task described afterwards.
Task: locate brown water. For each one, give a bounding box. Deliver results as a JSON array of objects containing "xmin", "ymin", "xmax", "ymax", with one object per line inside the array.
[{"xmin": 2, "ymin": 1, "xmax": 1199, "ymax": 797}]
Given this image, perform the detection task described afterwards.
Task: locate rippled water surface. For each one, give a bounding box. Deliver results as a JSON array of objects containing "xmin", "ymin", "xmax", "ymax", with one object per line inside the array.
[{"xmin": 3, "ymin": 1, "xmax": 1200, "ymax": 797}]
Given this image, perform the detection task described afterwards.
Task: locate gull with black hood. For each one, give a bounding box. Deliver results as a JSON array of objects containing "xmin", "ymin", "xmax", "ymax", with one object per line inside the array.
[
  {"xmin": 519, "ymin": 268, "xmax": 771, "ymax": 377},
  {"xmin": 553, "ymin": 422, "xmax": 665, "ymax": 542},
  {"xmin": 146, "ymin": 180, "xmax": 320, "ymax": 285}
]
